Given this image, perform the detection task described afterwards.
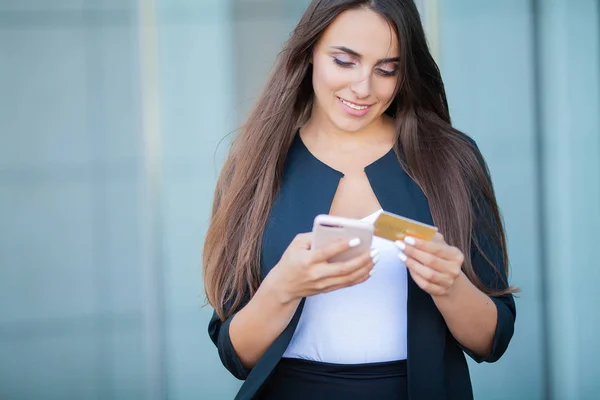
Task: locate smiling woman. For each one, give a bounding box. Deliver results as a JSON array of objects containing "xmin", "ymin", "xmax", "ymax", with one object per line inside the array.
[
  {"xmin": 203, "ymin": 1, "xmax": 517, "ymax": 399},
  {"xmin": 309, "ymin": 8, "xmax": 400, "ymax": 129}
]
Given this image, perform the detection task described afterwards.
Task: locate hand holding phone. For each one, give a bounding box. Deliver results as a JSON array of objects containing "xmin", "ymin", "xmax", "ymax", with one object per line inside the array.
[
  {"xmin": 311, "ymin": 214, "xmax": 374, "ymax": 262},
  {"xmin": 265, "ymin": 214, "xmax": 377, "ymax": 302}
]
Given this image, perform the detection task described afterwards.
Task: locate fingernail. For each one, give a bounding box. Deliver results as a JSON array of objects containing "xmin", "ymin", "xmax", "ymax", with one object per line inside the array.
[
  {"xmin": 404, "ymin": 236, "xmax": 416, "ymax": 246},
  {"xmin": 369, "ymin": 268, "xmax": 376, "ymax": 276},
  {"xmin": 395, "ymin": 240, "xmax": 406, "ymax": 251},
  {"xmin": 398, "ymin": 251, "xmax": 407, "ymax": 262},
  {"xmin": 349, "ymin": 238, "xmax": 361, "ymax": 247},
  {"xmin": 370, "ymin": 249, "xmax": 380, "ymax": 264}
]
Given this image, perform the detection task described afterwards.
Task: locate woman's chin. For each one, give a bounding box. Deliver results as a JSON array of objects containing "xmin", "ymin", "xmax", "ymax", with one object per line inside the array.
[{"xmin": 331, "ymin": 116, "xmax": 377, "ymax": 133}]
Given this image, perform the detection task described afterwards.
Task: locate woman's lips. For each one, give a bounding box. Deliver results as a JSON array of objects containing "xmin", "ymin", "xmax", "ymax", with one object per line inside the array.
[{"xmin": 338, "ymin": 97, "xmax": 372, "ymax": 117}]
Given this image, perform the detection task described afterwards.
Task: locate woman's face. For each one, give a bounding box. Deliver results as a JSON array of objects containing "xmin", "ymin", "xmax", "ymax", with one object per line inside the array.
[{"xmin": 311, "ymin": 7, "xmax": 400, "ymax": 133}]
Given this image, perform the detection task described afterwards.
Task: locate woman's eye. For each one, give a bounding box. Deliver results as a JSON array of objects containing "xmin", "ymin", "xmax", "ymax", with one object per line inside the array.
[
  {"xmin": 377, "ymin": 63, "xmax": 399, "ymax": 77},
  {"xmin": 333, "ymin": 57, "xmax": 354, "ymax": 67},
  {"xmin": 377, "ymin": 68, "xmax": 398, "ymax": 77}
]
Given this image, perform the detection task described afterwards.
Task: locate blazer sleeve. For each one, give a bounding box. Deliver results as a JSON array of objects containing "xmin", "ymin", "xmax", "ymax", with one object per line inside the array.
[
  {"xmin": 207, "ymin": 293, "xmax": 252, "ymax": 380},
  {"xmin": 461, "ymin": 137, "xmax": 517, "ymax": 363}
]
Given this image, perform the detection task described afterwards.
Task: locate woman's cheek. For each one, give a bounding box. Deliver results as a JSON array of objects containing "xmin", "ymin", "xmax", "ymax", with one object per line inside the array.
[
  {"xmin": 314, "ymin": 61, "xmax": 350, "ymax": 93},
  {"xmin": 374, "ymin": 80, "xmax": 398, "ymax": 106}
]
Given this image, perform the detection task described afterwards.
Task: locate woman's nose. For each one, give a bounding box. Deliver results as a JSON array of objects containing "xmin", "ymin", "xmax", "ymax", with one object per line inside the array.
[{"xmin": 350, "ymin": 75, "xmax": 372, "ymax": 99}]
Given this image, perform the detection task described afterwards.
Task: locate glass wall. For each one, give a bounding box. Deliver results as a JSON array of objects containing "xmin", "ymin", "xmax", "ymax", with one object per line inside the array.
[
  {"xmin": 1, "ymin": 1, "xmax": 149, "ymax": 399},
  {"xmin": 438, "ymin": 2, "xmax": 544, "ymax": 398},
  {"xmin": 0, "ymin": 0, "xmax": 598, "ymax": 399}
]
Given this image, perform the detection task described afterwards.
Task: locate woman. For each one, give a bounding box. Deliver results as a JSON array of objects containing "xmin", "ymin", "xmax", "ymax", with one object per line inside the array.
[{"xmin": 203, "ymin": 0, "xmax": 517, "ymax": 399}]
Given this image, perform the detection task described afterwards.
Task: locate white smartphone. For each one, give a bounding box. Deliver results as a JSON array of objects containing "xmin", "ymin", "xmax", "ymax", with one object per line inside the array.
[{"xmin": 311, "ymin": 214, "xmax": 374, "ymax": 262}]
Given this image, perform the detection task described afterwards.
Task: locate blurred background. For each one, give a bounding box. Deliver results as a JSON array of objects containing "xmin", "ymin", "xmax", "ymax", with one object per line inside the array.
[{"xmin": 0, "ymin": 0, "xmax": 598, "ymax": 399}]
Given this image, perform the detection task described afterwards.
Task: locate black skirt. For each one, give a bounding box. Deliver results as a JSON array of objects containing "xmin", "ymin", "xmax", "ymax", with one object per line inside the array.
[{"xmin": 256, "ymin": 357, "xmax": 408, "ymax": 400}]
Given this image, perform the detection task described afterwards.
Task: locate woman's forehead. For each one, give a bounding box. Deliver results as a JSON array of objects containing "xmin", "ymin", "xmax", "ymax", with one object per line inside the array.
[{"xmin": 318, "ymin": 8, "xmax": 400, "ymax": 60}]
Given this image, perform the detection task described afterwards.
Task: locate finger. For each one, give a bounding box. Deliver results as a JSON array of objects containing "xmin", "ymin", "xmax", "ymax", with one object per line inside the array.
[
  {"xmin": 432, "ymin": 232, "xmax": 445, "ymax": 244},
  {"xmin": 310, "ymin": 236, "xmax": 363, "ymax": 263},
  {"xmin": 399, "ymin": 236, "xmax": 463, "ymax": 263},
  {"xmin": 318, "ymin": 249, "xmax": 376, "ymax": 279},
  {"xmin": 406, "ymin": 262, "xmax": 447, "ymax": 296},
  {"xmin": 323, "ymin": 269, "xmax": 372, "ymax": 293},
  {"xmin": 320, "ymin": 256, "xmax": 375, "ymax": 291},
  {"xmin": 402, "ymin": 236, "xmax": 447, "ymax": 257},
  {"xmin": 293, "ymin": 232, "xmax": 313, "ymax": 249},
  {"xmin": 401, "ymin": 245, "xmax": 457, "ymax": 275},
  {"xmin": 403, "ymin": 256, "xmax": 454, "ymax": 287}
]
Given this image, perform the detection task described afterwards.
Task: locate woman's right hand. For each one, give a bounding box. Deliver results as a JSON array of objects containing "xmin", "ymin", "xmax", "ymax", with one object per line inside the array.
[{"xmin": 264, "ymin": 233, "xmax": 379, "ymax": 304}]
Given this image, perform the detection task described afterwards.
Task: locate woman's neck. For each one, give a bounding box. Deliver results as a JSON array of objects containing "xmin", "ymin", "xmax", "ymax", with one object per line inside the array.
[{"xmin": 301, "ymin": 113, "xmax": 395, "ymax": 154}]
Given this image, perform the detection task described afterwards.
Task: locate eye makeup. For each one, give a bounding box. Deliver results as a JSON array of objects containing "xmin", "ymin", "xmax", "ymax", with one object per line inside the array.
[{"xmin": 329, "ymin": 46, "xmax": 400, "ymax": 77}]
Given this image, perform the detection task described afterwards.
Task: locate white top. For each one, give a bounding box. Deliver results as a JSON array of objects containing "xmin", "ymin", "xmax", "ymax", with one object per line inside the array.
[{"xmin": 282, "ymin": 210, "xmax": 408, "ymax": 364}]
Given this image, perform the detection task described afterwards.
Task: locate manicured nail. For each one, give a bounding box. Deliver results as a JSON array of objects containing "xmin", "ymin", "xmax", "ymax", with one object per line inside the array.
[
  {"xmin": 369, "ymin": 268, "xmax": 376, "ymax": 276},
  {"xmin": 395, "ymin": 240, "xmax": 406, "ymax": 251},
  {"xmin": 370, "ymin": 249, "xmax": 380, "ymax": 264},
  {"xmin": 398, "ymin": 251, "xmax": 407, "ymax": 262},
  {"xmin": 349, "ymin": 238, "xmax": 361, "ymax": 247},
  {"xmin": 404, "ymin": 236, "xmax": 416, "ymax": 246}
]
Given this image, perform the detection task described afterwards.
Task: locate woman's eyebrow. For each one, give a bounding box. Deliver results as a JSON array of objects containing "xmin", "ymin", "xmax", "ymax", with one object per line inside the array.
[{"xmin": 330, "ymin": 46, "xmax": 400, "ymax": 63}]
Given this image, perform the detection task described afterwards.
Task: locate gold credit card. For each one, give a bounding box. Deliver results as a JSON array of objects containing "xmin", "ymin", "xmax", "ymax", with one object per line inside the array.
[{"xmin": 374, "ymin": 211, "xmax": 438, "ymax": 241}]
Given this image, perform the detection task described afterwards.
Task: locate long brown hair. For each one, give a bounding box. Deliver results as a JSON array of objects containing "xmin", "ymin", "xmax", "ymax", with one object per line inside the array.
[{"xmin": 204, "ymin": 0, "xmax": 517, "ymax": 321}]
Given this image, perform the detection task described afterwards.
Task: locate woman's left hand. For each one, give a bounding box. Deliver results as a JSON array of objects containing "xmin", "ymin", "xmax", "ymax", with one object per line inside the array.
[{"xmin": 396, "ymin": 233, "xmax": 465, "ymax": 297}]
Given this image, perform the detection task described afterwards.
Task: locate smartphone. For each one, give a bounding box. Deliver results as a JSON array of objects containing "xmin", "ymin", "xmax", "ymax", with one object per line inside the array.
[{"xmin": 311, "ymin": 214, "xmax": 374, "ymax": 262}]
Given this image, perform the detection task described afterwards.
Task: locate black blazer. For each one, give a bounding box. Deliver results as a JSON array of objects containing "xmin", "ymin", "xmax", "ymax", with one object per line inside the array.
[{"xmin": 208, "ymin": 133, "xmax": 516, "ymax": 400}]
